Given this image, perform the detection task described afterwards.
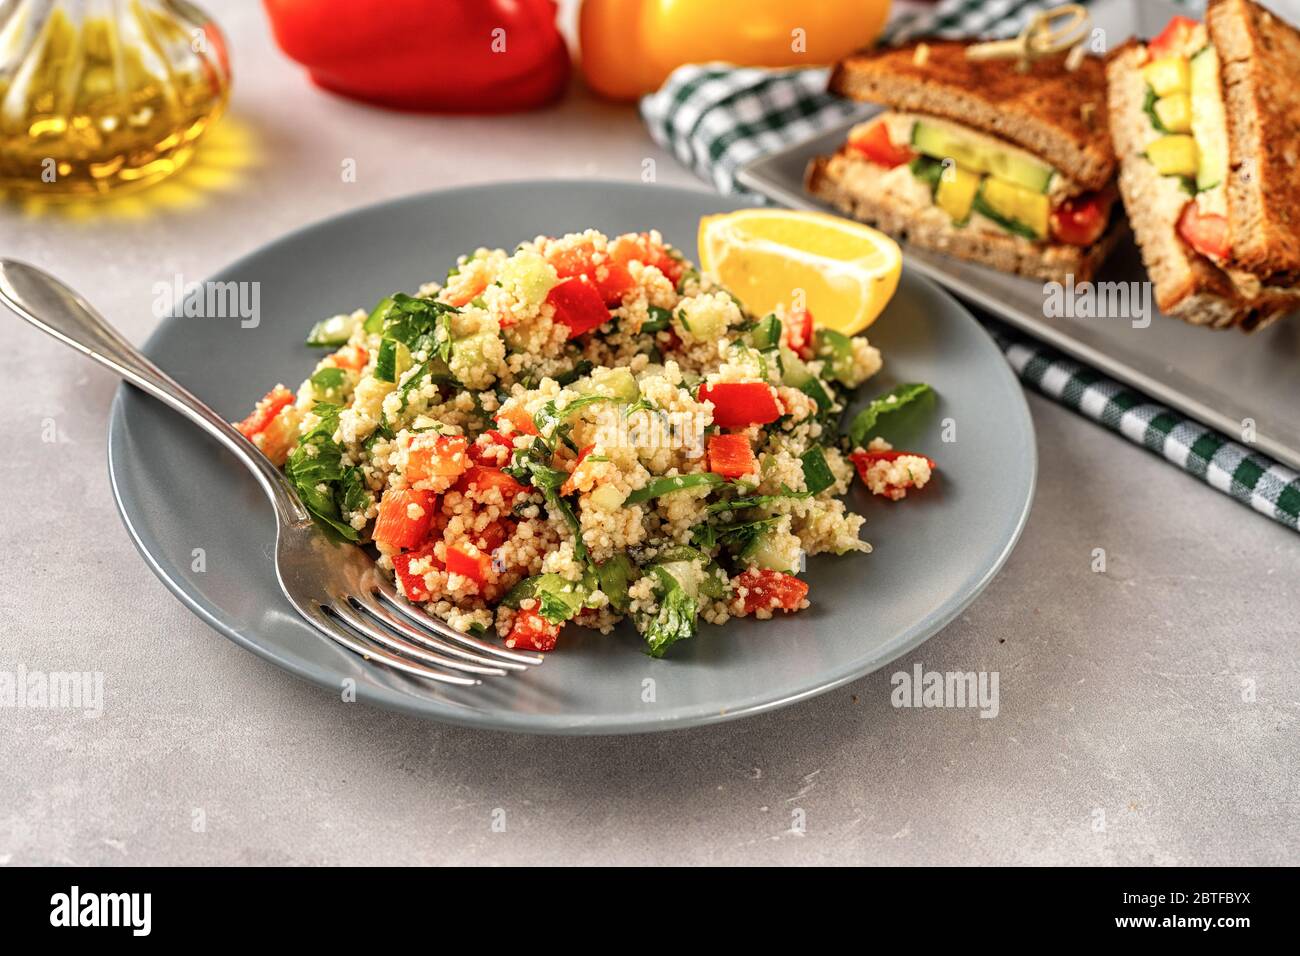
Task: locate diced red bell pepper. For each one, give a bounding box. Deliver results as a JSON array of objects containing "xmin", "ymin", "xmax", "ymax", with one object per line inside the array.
[
  {"xmin": 707, "ymin": 433, "xmax": 756, "ymax": 479},
  {"xmin": 496, "ymin": 404, "xmax": 539, "ymax": 436},
  {"xmin": 542, "ymin": 237, "xmax": 636, "ymax": 305},
  {"xmin": 470, "ymin": 429, "xmax": 515, "ymax": 466},
  {"xmin": 849, "ymin": 449, "xmax": 937, "ymax": 472},
  {"xmin": 332, "ymin": 343, "xmax": 368, "ymax": 371},
  {"xmin": 373, "ymin": 489, "xmax": 437, "ymax": 551},
  {"xmin": 561, "ymin": 443, "xmax": 596, "ymax": 495},
  {"xmin": 593, "ymin": 261, "xmax": 636, "ymax": 305},
  {"xmin": 734, "ymin": 568, "xmax": 809, "ymax": 616},
  {"xmin": 506, "ymin": 607, "xmax": 561, "ymax": 652},
  {"xmin": 546, "ymin": 275, "xmax": 612, "ymax": 339},
  {"xmin": 697, "ymin": 382, "xmax": 782, "ymax": 429},
  {"xmin": 471, "ymin": 519, "xmax": 512, "ymax": 554},
  {"xmin": 238, "ymin": 385, "xmax": 294, "ymax": 439},
  {"xmin": 406, "ymin": 434, "xmax": 470, "ymax": 483},
  {"xmin": 608, "ymin": 232, "xmax": 685, "ymax": 284},
  {"xmin": 442, "ymin": 271, "xmax": 489, "ymax": 307},
  {"xmin": 392, "ymin": 545, "xmax": 442, "ymax": 602},
  {"xmin": 455, "ymin": 465, "xmax": 528, "ymax": 502},
  {"xmin": 1177, "ymin": 202, "xmax": 1230, "ymax": 261},
  {"xmin": 847, "ymin": 119, "xmax": 915, "ymax": 168},
  {"xmin": 1148, "ymin": 15, "xmax": 1200, "ymax": 60},
  {"xmin": 849, "ymin": 449, "xmax": 936, "ymax": 501},
  {"xmin": 445, "ymin": 541, "xmax": 491, "ymax": 585},
  {"xmin": 544, "ymin": 237, "xmax": 599, "ymax": 279},
  {"xmin": 785, "ymin": 308, "xmax": 815, "ymax": 360}
]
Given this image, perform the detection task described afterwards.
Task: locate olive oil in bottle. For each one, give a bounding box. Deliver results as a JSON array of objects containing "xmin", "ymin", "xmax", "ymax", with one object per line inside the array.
[{"xmin": 0, "ymin": 0, "xmax": 230, "ymax": 197}]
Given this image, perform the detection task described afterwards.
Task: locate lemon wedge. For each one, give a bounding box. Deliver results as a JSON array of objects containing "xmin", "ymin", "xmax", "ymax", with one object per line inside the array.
[{"xmin": 697, "ymin": 209, "xmax": 902, "ymax": 335}]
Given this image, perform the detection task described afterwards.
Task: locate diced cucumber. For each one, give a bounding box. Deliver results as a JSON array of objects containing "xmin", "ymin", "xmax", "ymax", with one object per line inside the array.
[
  {"xmin": 309, "ymin": 366, "xmax": 348, "ymax": 401},
  {"xmin": 306, "ymin": 312, "xmax": 361, "ymax": 348},
  {"xmin": 498, "ymin": 250, "xmax": 557, "ymax": 308},
  {"xmin": 813, "ymin": 328, "xmax": 856, "ymax": 385},
  {"xmin": 374, "ymin": 339, "xmax": 411, "ymax": 383},
  {"xmin": 449, "ymin": 330, "xmax": 501, "ymax": 384},
  {"xmin": 744, "ymin": 314, "xmax": 782, "ymax": 351},
  {"xmin": 935, "ymin": 164, "xmax": 981, "ymax": 225},
  {"xmin": 978, "ymin": 178, "xmax": 1049, "ymax": 240},
  {"xmin": 653, "ymin": 551, "xmax": 728, "ymax": 600},
  {"xmin": 1189, "ymin": 45, "xmax": 1227, "ymax": 191},
  {"xmin": 912, "ymin": 120, "xmax": 1053, "ymax": 194},
  {"xmin": 574, "ymin": 366, "xmax": 639, "ymax": 402},
  {"xmin": 363, "ymin": 295, "xmax": 396, "ymax": 334},
  {"xmin": 1142, "ymin": 56, "xmax": 1190, "ymax": 97},
  {"xmin": 1145, "ymin": 134, "xmax": 1199, "ymax": 177},
  {"xmin": 675, "ymin": 303, "xmax": 727, "ymax": 340},
  {"xmin": 748, "ymin": 529, "xmax": 798, "ymax": 574},
  {"xmin": 590, "ymin": 484, "xmax": 626, "ymax": 512},
  {"xmin": 779, "ymin": 346, "xmax": 813, "ymax": 387}
]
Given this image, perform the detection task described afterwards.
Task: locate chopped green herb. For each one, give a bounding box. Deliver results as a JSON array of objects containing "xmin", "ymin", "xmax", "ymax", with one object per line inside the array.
[
  {"xmin": 800, "ymin": 446, "xmax": 836, "ymax": 495},
  {"xmin": 623, "ymin": 472, "xmax": 725, "ymax": 505},
  {"xmin": 845, "ymin": 382, "xmax": 934, "ymax": 448}
]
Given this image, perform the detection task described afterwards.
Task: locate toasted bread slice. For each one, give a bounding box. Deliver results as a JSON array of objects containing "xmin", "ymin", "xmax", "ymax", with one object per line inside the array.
[
  {"xmin": 829, "ymin": 41, "xmax": 1115, "ymax": 191},
  {"xmin": 806, "ymin": 152, "xmax": 1121, "ymax": 284},
  {"xmin": 1209, "ymin": 0, "xmax": 1300, "ymax": 288}
]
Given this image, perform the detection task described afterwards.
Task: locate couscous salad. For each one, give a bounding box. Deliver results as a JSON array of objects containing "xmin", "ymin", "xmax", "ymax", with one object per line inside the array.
[{"xmin": 237, "ymin": 229, "xmax": 935, "ymax": 657}]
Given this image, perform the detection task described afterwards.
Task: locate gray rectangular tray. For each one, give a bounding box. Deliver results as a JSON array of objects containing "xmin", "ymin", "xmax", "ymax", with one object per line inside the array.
[{"xmin": 737, "ymin": 0, "xmax": 1300, "ymax": 471}]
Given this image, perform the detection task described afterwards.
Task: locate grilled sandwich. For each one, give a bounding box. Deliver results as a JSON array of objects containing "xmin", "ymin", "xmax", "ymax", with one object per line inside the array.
[
  {"xmin": 807, "ymin": 40, "xmax": 1123, "ymax": 284},
  {"xmin": 1106, "ymin": 0, "xmax": 1300, "ymax": 330}
]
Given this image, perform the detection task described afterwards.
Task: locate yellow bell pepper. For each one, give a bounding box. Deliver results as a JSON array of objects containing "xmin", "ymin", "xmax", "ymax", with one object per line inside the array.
[{"xmin": 579, "ymin": 0, "xmax": 892, "ymax": 100}]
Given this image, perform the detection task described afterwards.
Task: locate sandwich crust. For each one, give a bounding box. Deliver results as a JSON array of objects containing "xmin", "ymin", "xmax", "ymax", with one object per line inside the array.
[
  {"xmin": 829, "ymin": 40, "xmax": 1115, "ymax": 191},
  {"xmin": 806, "ymin": 153, "xmax": 1121, "ymax": 284},
  {"xmin": 1208, "ymin": 0, "xmax": 1300, "ymax": 287}
]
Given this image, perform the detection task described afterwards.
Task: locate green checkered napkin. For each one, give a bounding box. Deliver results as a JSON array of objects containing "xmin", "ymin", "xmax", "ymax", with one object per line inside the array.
[{"xmin": 639, "ymin": 0, "xmax": 1299, "ymax": 532}]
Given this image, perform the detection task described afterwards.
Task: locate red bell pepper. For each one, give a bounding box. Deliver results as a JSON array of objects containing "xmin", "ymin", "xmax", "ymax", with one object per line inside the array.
[
  {"xmin": 561, "ymin": 443, "xmax": 596, "ymax": 496},
  {"xmin": 496, "ymin": 404, "xmax": 539, "ymax": 437},
  {"xmin": 237, "ymin": 385, "xmax": 294, "ymax": 440},
  {"xmin": 445, "ymin": 541, "xmax": 491, "ymax": 585},
  {"xmin": 262, "ymin": 0, "xmax": 570, "ymax": 113},
  {"xmin": 374, "ymin": 489, "xmax": 437, "ymax": 551},
  {"xmin": 546, "ymin": 275, "xmax": 612, "ymax": 339},
  {"xmin": 392, "ymin": 545, "xmax": 442, "ymax": 602},
  {"xmin": 469, "ymin": 429, "xmax": 515, "ymax": 466},
  {"xmin": 785, "ymin": 308, "xmax": 815, "ymax": 360},
  {"xmin": 406, "ymin": 434, "xmax": 470, "ymax": 483},
  {"xmin": 733, "ymin": 568, "xmax": 809, "ymax": 616},
  {"xmin": 608, "ymin": 232, "xmax": 685, "ymax": 284},
  {"xmin": 706, "ymin": 433, "xmax": 756, "ymax": 479},
  {"xmin": 506, "ymin": 608, "xmax": 561, "ymax": 652},
  {"xmin": 697, "ymin": 382, "xmax": 782, "ymax": 429},
  {"xmin": 455, "ymin": 465, "xmax": 528, "ymax": 502}
]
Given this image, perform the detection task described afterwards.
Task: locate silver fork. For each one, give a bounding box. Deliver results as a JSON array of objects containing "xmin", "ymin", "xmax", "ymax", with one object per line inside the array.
[{"xmin": 0, "ymin": 259, "xmax": 543, "ymax": 685}]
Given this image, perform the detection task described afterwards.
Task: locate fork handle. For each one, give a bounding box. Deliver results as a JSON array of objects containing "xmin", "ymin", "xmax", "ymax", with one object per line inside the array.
[{"xmin": 0, "ymin": 259, "xmax": 310, "ymax": 526}]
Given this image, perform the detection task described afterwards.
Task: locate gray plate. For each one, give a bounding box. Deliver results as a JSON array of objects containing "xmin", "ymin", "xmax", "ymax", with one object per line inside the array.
[
  {"xmin": 737, "ymin": 0, "xmax": 1300, "ymax": 472},
  {"xmin": 106, "ymin": 180, "xmax": 1035, "ymax": 734}
]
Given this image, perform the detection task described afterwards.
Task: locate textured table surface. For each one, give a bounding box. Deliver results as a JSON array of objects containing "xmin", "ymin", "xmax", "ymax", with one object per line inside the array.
[{"xmin": 1, "ymin": 3, "xmax": 1296, "ymax": 867}]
